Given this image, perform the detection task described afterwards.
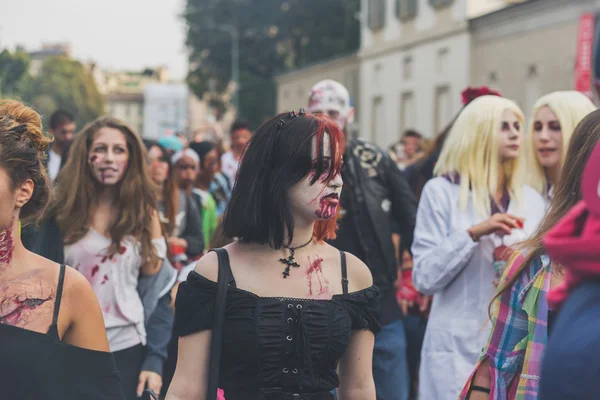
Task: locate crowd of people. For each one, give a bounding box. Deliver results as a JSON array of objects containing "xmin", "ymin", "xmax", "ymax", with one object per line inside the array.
[{"xmin": 1, "ymin": 77, "xmax": 600, "ymax": 400}]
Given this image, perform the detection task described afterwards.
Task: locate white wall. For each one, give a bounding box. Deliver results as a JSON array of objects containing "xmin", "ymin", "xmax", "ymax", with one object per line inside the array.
[
  {"xmin": 360, "ymin": 31, "xmax": 470, "ymax": 148},
  {"xmin": 143, "ymin": 83, "xmax": 189, "ymax": 139}
]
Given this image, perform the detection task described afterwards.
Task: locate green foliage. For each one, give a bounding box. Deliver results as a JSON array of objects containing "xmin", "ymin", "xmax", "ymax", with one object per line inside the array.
[
  {"xmin": 184, "ymin": 0, "xmax": 360, "ymax": 128},
  {"xmin": 0, "ymin": 49, "xmax": 31, "ymax": 97},
  {"xmin": 22, "ymin": 57, "xmax": 105, "ymax": 128}
]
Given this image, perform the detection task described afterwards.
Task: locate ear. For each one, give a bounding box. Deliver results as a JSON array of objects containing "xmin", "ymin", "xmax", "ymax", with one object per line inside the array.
[
  {"xmin": 346, "ymin": 108, "xmax": 355, "ymax": 125},
  {"xmin": 14, "ymin": 179, "xmax": 34, "ymax": 209}
]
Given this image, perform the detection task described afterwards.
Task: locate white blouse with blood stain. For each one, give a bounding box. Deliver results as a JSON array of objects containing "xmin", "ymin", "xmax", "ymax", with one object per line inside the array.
[{"xmin": 64, "ymin": 228, "xmax": 166, "ymax": 352}]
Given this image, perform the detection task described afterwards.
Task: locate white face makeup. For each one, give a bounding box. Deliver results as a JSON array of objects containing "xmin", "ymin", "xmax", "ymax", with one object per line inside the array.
[
  {"xmin": 88, "ymin": 127, "xmax": 130, "ymax": 186},
  {"xmin": 498, "ymin": 110, "xmax": 521, "ymax": 161},
  {"xmin": 288, "ymin": 132, "xmax": 343, "ymax": 222},
  {"xmin": 533, "ymin": 106, "xmax": 563, "ymax": 170},
  {"xmin": 311, "ymin": 109, "xmax": 348, "ymax": 131}
]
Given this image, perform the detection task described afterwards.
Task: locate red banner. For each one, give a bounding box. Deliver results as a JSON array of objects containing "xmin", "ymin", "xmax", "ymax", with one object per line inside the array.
[{"xmin": 575, "ymin": 13, "xmax": 595, "ymax": 98}]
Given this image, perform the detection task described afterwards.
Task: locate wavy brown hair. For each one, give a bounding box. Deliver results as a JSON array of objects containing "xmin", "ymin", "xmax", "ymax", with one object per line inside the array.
[
  {"xmin": 52, "ymin": 116, "xmax": 159, "ymax": 263},
  {"xmin": 492, "ymin": 108, "xmax": 600, "ymax": 307},
  {"xmin": 0, "ymin": 100, "xmax": 52, "ymax": 225}
]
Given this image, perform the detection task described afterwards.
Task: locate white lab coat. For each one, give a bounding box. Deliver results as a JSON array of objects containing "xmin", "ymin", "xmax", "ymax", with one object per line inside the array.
[{"xmin": 411, "ymin": 177, "xmax": 546, "ymax": 400}]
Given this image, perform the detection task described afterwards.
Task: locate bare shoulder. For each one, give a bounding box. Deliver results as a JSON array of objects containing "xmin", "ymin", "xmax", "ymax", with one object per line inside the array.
[
  {"xmin": 342, "ymin": 251, "xmax": 374, "ymax": 292},
  {"xmin": 193, "ymin": 250, "xmax": 220, "ymax": 282}
]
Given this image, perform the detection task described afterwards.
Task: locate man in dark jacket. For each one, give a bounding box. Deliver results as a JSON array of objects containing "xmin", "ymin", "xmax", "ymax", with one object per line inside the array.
[{"xmin": 308, "ymin": 80, "xmax": 417, "ymax": 400}]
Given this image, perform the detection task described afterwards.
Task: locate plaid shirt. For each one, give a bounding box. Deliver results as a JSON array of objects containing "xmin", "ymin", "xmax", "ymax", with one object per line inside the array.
[{"xmin": 459, "ymin": 253, "xmax": 552, "ymax": 400}]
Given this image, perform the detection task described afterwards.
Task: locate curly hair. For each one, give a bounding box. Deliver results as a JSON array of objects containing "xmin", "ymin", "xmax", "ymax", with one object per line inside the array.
[{"xmin": 0, "ymin": 100, "xmax": 52, "ymax": 225}]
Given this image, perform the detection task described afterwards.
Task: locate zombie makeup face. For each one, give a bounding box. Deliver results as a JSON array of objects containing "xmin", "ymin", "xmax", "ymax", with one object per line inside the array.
[
  {"xmin": 533, "ymin": 106, "xmax": 563, "ymax": 170},
  {"xmin": 288, "ymin": 133, "xmax": 343, "ymax": 222},
  {"xmin": 498, "ymin": 110, "xmax": 521, "ymax": 161},
  {"xmin": 310, "ymin": 109, "xmax": 348, "ymax": 131},
  {"xmin": 88, "ymin": 127, "xmax": 130, "ymax": 186}
]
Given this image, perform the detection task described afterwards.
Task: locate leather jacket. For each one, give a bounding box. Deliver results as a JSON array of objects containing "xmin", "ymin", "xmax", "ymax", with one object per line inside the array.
[{"xmin": 331, "ymin": 139, "xmax": 418, "ymax": 292}]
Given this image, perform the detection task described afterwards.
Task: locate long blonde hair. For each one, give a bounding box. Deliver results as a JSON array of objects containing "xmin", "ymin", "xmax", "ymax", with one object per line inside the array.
[
  {"xmin": 526, "ymin": 91, "xmax": 596, "ymax": 194},
  {"xmin": 435, "ymin": 95, "xmax": 525, "ymax": 217}
]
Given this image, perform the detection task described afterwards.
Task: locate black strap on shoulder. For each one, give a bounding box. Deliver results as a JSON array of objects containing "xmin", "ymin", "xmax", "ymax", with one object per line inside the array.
[
  {"xmin": 340, "ymin": 251, "xmax": 348, "ymax": 295},
  {"xmin": 52, "ymin": 264, "xmax": 66, "ymax": 326},
  {"xmin": 206, "ymin": 248, "xmax": 230, "ymax": 398}
]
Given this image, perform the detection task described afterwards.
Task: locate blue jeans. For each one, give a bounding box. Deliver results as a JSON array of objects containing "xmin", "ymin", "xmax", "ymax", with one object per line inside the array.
[
  {"xmin": 332, "ymin": 319, "xmax": 409, "ymax": 400},
  {"xmin": 373, "ymin": 319, "xmax": 410, "ymax": 400}
]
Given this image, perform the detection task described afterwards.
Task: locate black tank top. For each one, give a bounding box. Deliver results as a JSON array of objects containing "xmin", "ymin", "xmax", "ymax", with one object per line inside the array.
[{"xmin": 0, "ymin": 264, "xmax": 126, "ymax": 399}]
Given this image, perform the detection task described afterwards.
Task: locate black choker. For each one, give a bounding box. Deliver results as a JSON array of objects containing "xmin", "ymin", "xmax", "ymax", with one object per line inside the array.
[{"xmin": 279, "ymin": 236, "xmax": 313, "ymax": 278}]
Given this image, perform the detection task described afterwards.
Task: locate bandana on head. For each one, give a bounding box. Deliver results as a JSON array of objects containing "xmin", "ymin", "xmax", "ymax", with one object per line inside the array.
[
  {"xmin": 171, "ymin": 148, "xmax": 200, "ymax": 166},
  {"xmin": 308, "ymin": 80, "xmax": 352, "ymax": 129},
  {"xmin": 546, "ymin": 140, "xmax": 600, "ymax": 308}
]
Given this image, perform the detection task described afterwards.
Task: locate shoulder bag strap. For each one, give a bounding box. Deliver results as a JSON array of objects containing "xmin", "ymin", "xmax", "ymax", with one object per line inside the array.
[
  {"xmin": 340, "ymin": 251, "xmax": 349, "ymax": 295},
  {"xmin": 206, "ymin": 247, "xmax": 230, "ymax": 398}
]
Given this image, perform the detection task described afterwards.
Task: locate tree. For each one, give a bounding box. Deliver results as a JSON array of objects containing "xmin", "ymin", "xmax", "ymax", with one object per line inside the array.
[
  {"xmin": 22, "ymin": 57, "xmax": 105, "ymax": 128},
  {"xmin": 184, "ymin": 0, "xmax": 360, "ymax": 128},
  {"xmin": 0, "ymin": 49, "xmax": 31, "ymax": 98}
]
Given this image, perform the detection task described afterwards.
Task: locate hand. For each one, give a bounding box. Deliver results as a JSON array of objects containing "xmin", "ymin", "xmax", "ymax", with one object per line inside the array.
[
  {"xmin": 468, "ymin": 214, "xmax": 524, "ymax": 241},
  {"xmin": 397, "ymin": 269, "xmax": 426, "ymax": 316},
  {"xmin": 418, "ymin": 295, "xmax": 432, "ymax": 316},
  {"xmin": 137, "ymin": 370, "xmax": 162, "ymax": 398}
]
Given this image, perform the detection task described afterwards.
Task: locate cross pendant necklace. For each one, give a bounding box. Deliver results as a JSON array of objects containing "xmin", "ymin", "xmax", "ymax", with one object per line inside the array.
[{"xmin": 279, "ymin": 236, "xmax": 314, "ymax": 279}]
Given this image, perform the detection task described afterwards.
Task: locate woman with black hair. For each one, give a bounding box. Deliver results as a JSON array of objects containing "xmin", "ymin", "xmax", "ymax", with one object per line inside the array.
[{"xmin": 166, "ymin": 111, "xmax": 379, "ymax": 400}]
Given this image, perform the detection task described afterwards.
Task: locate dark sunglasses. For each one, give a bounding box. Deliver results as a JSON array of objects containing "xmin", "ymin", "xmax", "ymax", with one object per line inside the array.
[{"xmin": 176, "ymin": 164, "xmax": 197, "ymax": 171}]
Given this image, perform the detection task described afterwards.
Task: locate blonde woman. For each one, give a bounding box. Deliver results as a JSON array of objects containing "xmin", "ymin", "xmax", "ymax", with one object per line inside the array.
[
  {"xmin": 526, "ymin": 91, "xmax": 595, "ymax": 200},
  {"xmin": 411, "ymin": 96, "xmax": 546, "ymax": 400}
]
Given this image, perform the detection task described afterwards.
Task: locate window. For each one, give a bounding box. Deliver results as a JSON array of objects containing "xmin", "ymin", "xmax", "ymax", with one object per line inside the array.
[
  {"xmin": 344, "ymin": 69, "xmax": 360, "ymax": 122},
  {"xmin": 368, "ymin": 0, "xmax": 386, "ymax": 31},
  {"xmin": 488, "ymin": 71, "xmax": 499, "ymax": 85},
  {"xmin": 429, "ymin": 0, "xmax": 453, "ymax": 9},
  {"xmin": 434, "ymin": 86, "xmax": 452, "ymax": 134},
  {"xmin": 400, "ymin": 92, "xmax": 415, "ymax": 132},
  {"xmin": 524, "ymin": 64, "xmax": 541, "ymax": 113},
  {"xmin": 437, "ymin": 48, "xmax": 449, "ymax": 75},
  {"xmin": 396, "ymin": 0, "xmax": 418, "ymax": 21},
  {"xmin": 371, "ymin": 97, "xmax": 385, "ymax": 144},
  {"xmin": 403, "ymin": 56, "xmax": 413, "ymax": 80}
]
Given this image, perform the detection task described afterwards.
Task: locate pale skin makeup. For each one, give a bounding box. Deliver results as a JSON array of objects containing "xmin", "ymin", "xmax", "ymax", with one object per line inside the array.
[
  {"xmin": 88, "ymin": 127, "xmax": 129, "ymax": 186},
  {"xmin": 498, "ymin": 110, "xmax": 521, "ymax": 162},
  {"xmin": 533, "ymin": 106, "xmax": 563, "ymax": 185},
  {"xmin": 288, "ymin": 133, "xmax": 343, "ymax": 224},
  {"xmin": 165, "ymin": 130, "xmax": 376, "ymax": 400}
]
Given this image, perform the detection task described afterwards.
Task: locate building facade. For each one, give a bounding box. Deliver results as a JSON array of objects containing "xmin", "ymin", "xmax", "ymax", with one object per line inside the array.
[
  {"xmin": 275, "ymin": 53, "xmax": 361, "ymax": 137},
  {"xmin": 470, "ymin": 0, "xmax": 596, "ymax": 114},
  {"xmin": 359, "ymin": 0, "xmax": 471, "ymax": 148},
  {"xmin": 105, "ymin": 92, "xmax": 145, "ymax": 135},
  {"xmin": 143, "ymin": 83, "xmax": 189, "ymax": 140}
]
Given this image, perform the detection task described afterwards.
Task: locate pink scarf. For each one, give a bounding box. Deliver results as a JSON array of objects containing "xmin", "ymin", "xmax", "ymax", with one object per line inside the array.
[{"xmin": 546, "ymin": 140, "xmax": 600, "ymax": 309}]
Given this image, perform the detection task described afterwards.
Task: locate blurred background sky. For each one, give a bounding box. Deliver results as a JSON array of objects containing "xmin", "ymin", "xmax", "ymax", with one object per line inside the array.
[{"xmin": 0, "ymin": 0, "xmax": 188, "ymax": 80}]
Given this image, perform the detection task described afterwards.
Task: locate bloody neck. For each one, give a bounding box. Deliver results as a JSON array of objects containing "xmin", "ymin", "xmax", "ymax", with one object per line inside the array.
[{"xmin": 0, "ymin": 217, "xmax": 16, "ymax": 267}]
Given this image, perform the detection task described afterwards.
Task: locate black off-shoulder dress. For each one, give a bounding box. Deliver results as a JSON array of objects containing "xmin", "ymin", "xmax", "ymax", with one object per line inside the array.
[
  {"xmin": 0, "ymin": 264, "xmax": 125, "ymax": 399},
  {"xmin": 175, "ymin": 250, "xmax": 380, "ymax": 400}
]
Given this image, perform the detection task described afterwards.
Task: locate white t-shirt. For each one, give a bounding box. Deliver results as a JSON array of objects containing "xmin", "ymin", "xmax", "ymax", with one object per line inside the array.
[
  {"xmin": 47, "ymin": 149, "xmax": 61, "ymax": 182},
  {"xmin": 64, "ymin": 229, "xmax": 167, "ymax": 352},
  {"xmin": 221, "ymin": 151, "xmax": 240, "ymax": 185}
]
